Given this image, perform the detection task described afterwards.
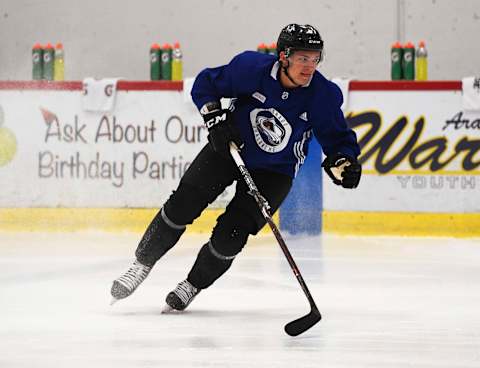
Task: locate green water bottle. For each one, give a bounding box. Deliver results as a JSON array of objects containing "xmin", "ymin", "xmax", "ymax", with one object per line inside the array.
[
  {"xmin": 402, "ymin": 42, "xmax": 415, "ymax": 80},
  {"xmin": 390, "ymin": 41, "xmax": 403, "ymax": 80},
  {"xmin": 32, "ymin": 43, "xmax": 43, "ymax": 80},
  {"xmin": 161, "ymin": 43, "xmax": 172, "ymax": 80},
  {"xmin": 267, "ymin": 42, "xmax": 277, "ymax": 56},
  {"xmin": 43, "ymin": 43, "xmax": 55, "ymax": 80},
  {"xmin": 150, "ymin": 43, "xmax": 161, "ymax": 80},
  {"xmin": 171, "ymin": 42, "xmax": 183, "ymax": 81},
  {"xmin": 257, "ymin": 43, "xmax": 267, "ymax": 53}
]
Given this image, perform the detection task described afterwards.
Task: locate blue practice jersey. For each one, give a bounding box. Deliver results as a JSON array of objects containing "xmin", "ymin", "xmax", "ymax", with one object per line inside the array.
[{"xmin": 191, "ymin": 51, "xmax": 360, "ymax": 178}]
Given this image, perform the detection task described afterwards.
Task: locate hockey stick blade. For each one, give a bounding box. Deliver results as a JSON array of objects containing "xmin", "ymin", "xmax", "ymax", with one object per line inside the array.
[{"xmin": 284, "ymin": 309, "xmax": 322, "ymax": 336}]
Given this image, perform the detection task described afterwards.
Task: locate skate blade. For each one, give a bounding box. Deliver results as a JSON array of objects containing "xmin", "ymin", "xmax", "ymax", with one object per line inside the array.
[{"xmin": 161, "ymin": 304, "xmax": 182, "ymax": 314}]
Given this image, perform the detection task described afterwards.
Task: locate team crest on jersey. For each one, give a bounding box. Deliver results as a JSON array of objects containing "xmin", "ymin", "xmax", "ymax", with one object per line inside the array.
[{"xmin": 250, "ymin": 108, "xmax": 292, "ymax": 153}]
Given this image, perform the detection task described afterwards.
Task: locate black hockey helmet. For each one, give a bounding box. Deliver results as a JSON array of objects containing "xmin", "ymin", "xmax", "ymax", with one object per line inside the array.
[{"xmin": 277, "ymin": 24, "xmax": 324, "ymax": 59}]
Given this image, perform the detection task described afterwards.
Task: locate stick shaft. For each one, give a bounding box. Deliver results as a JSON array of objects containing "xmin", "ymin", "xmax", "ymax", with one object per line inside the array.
[{"xmin": 229, "ymin": 144, "xmax": 319, "ymax": 312}]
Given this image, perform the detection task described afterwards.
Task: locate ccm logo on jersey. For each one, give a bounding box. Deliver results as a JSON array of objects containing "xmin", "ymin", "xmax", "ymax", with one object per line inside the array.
[{"xmin": 204, "ymin": 112, "xmax": 228, "ymax": 129}]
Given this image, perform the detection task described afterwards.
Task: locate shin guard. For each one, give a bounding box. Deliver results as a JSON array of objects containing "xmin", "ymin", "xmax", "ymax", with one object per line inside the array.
[
  {"xmin": 187, "ymin": 241, "xmax": 235, "ymax": 289},
  {"xmin": 135, "ymin": 207, "xmax": 186, "ymax": 267}
]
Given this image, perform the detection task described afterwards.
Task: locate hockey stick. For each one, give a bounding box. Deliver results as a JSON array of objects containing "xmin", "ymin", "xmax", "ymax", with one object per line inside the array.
[{"xmin": 229, "ymin": 143, "xmax": 321, "ymax": 336}]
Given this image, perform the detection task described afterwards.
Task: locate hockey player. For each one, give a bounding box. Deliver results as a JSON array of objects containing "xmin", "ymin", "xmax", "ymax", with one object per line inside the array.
[{"xmin": 111, "ymin": 24, "xmax": 361, "ymax": 311}]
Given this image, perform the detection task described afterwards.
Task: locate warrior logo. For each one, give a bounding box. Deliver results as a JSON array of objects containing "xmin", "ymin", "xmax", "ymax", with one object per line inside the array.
[{"xmin": 250, "ymin": 108, "xmax": 292, "ymax": 153}]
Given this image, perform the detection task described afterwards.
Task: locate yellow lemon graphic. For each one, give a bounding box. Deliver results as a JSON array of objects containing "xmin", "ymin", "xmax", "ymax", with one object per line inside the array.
[{"xmin": 0, "ymin": 127, "xmax": 17, "ymax": 166}]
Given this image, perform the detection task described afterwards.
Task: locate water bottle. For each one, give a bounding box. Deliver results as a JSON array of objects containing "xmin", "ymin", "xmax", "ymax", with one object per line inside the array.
[
  {"xmin": 54, "ymin": 43, "xmax": 65, "ymax": 81},
  {"xmin": 415, "ymin": 41, "xmax": 428, "ymax": 81},
  {"xmin": 161, "ymin": 43, "xmax": 172, "ymax": 80},
  {"xmin": 402, "ymin": 42, "xmax": 415, "ymax": 80},
  {"xmin": 390, "ymin": 41, "xmax": 403, "ymax": 80},
  {"xmin": 257, "ymin": 43, "xmax": 267, "ymax": 53},
  {"xmin": 43, "ymin": 43, "xmax": 55, "ymax": 81},
  {"xmin": 32, "ymin": 43, "xmax": 43, "ymax": 80},
  {"xmin": 171, "ymin": 42, "xmax": 183, "ymax": 81},
  {"xmin": 267, "ymin": 42, "xmax": 277, "ymax": 56},
  {"xmin": 150, "ymin": 43, "xmax": 161, "ymax": 80}
]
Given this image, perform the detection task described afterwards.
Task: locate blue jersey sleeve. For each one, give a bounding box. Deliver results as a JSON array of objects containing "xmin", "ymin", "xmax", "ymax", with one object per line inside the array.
[
  {"xmin": 191, "ymin": 51, "xmax": 259, "ymax": 111},
  {"xmin": 311, "ymin": 81, "xmax": 360, "ymax": 159}
]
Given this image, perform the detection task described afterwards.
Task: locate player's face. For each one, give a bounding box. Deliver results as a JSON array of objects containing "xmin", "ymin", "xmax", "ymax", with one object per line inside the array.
[{"xmin": 285, "ymin": 50, "xmax": 321, "ymax": 85}]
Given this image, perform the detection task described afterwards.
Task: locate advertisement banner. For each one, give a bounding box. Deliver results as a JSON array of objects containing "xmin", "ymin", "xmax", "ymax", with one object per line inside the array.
[
  {"xmin": 323, "ymin": 90, "xmax": 480, "ymax": 213},
  {"xmin": 2, "ymin": 84, "xmax": 478, "ymax": 218},
  {"xmin": 0, "ymin": 90, "xmax": 235, "ymax": 207}
]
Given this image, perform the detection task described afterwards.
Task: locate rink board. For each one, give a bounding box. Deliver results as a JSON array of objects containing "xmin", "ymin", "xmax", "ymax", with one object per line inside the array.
[
  {"xmin": 0, "ymin": 207, "xmax": 276, "ymax": 234},
  {"xmin": 321, "ymin": 81, "xmax": 480, "ymax": 236},
  {"xmin": 0, "ymin": 84, "xmax": 207, "ymax": 207},
  {"xmin": 0, "ymin": 81, "xmax": 479, "ymax": 236}
]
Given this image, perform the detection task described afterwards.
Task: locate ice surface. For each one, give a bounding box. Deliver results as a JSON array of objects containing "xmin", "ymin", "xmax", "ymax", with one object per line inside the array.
[{"xmin": 1, "ymin": 232, "xmax": 480, "ymax": 368}]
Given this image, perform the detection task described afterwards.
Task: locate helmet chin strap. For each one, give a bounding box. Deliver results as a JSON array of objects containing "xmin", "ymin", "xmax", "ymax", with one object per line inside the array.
[{"xmin": 282, "ymin": 60, "xmax": 302, "ymax": 87}]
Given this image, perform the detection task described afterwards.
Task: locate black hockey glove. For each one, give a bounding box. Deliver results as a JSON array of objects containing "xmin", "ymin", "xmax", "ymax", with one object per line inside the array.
[
  {"xmin": 203, "ymin": 109, "xmax": 243, "ymax": 155},
  {"xmin": 322, "ymin": 153, "xmax": 361, "ymax": 189}
]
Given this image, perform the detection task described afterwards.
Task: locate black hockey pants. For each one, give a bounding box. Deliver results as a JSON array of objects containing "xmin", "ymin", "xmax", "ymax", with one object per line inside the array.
[{"xmin": 135, "ymin": 143, "xmax": 292, "ymax": 289}]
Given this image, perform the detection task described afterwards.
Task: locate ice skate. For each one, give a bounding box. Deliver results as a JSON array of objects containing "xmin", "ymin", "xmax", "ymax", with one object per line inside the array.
[
  {"xmin": 162, "ymin": 279, "xmax": 200, "ymax": 313},
  {"xmin": 110, "ymin": 260, "xmax": 152, "ymax": 304}
]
